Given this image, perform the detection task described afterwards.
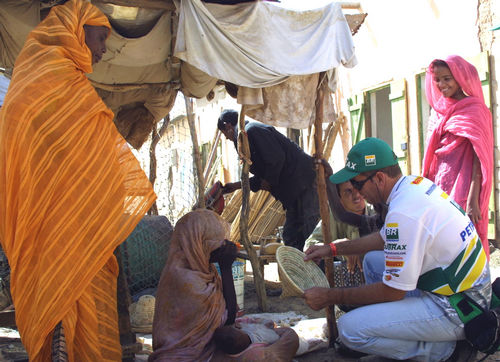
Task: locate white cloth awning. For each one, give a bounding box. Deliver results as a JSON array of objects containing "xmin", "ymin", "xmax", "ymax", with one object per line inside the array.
[{"xmin": 174, "ymin": 0, "xmax": 357, "ymax": 88}]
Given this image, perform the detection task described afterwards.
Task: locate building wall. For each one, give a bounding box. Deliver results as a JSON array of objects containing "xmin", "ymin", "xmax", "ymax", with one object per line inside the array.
[
  {"xmin": 338, "ymin": 0, "xmax": 483, "ymax": 173},
  {"xmin": 478, "ymin": 0, "xmax": 500, "ymax": 241},
  {"xmin": 133, "ymin": 88, "xmax": 241, "ymax": 223},
  {"xmin": 337, "ymin": 0, "xmax": 500, "ymax": 241},
  {"xmin": 132, "ymin": 0, "xmax": 500, "ymax": 236}
]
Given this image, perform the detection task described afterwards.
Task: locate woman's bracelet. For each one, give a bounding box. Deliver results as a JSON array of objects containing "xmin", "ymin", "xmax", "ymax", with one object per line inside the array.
[{"xmin": 329, "ymin": 242, "xmax": 337, "ymax": 257}]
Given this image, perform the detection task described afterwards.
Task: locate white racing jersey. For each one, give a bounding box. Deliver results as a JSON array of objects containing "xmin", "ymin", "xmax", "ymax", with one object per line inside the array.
[{"xmin": 380, "ymin": 175, "xmax": 489, "ymax": 296}]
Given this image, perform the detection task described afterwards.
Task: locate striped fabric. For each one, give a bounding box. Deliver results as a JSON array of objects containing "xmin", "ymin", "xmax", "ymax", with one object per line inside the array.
[
  {"xmin": 0, "ymin": 1, "xmax": 156, "ymax": 361},
  {"xmin": 417, "ymin": 236, "xmax": 488, "ymax": 296}
]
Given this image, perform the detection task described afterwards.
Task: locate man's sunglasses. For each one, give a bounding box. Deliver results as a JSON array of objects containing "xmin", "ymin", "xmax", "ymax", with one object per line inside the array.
[{"xmin": 351, "ymin": 172, "xmax": 377, "ymax": 191}]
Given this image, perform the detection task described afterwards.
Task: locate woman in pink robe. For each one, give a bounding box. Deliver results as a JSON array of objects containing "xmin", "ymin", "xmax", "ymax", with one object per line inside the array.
[{"xmin": 422, "ymin": 55, "xmax": 493, "ymax": 259}]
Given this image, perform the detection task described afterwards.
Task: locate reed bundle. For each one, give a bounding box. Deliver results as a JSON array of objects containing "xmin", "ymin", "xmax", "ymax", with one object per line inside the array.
[
  {"xmin": 222, "ymin": 189, "xmax": 285, "ymax": 243},
  {"xmin": 221, "ymin": 190, "xmax": 242, "ymax": 224}
]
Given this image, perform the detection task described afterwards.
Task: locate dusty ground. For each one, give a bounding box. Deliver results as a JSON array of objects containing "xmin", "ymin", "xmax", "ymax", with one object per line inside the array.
[
  {"xmin": 2, "ymin": 250, "xmax": 500, "ymax": 361},
  {"xmin": 242, "ymin": 249, "xmax": 500, "ymax": 362}
]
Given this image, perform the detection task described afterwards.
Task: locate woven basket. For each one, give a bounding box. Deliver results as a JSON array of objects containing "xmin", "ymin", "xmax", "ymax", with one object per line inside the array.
[
  {"xmin": 129, "ymin": 295, "xmax": 155, "ymax": 333},
  {"xmin": 276, "ymin": 246, "xmax": 330, "ymax": 298}
]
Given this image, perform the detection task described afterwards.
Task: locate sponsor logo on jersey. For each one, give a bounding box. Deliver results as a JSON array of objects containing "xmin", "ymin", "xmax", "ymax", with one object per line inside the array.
[
  {"xmin": 460, "ymin": 221, "xmax": 477, "ymax": 242},
  {"xmin": 385, "ymin": 223, "xmax": 399, "ymax": 241},
  {"xmin": 411, "ymin": 176, "xmax": 424, "ymax": 185},
  {"xmin": 425, "ymin": 184, "xmax": 437, "ymax": 195},
  {"xmin": 385, "ymin": 243, "xmax": 407, "ymax": 251},
  {"xmin": 346, "ymin": 160, "xmax": 357, "ymax": 170},
  {"xmin": 385, "ymin": 269, "xmax": 400, "ymax": 277},
  {"xmin": 386, "ymin": 260, "xmax": 404, "ymax": 268},
  {"xmin": 384, "ymin": 275, "xmax": 392, "ymax": 281},
  {"xmin": 386, "ymin": 255, "xmax": 404, "ymax": 260},
  {"xmin": 365, "ymin": 154, "xmax": 376, "ymax": 166}
]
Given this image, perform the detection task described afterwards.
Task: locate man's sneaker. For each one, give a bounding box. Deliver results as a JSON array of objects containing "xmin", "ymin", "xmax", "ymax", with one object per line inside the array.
[{"xmin": 444, "ymin": 340, "xmax": 478, "ymax": 362}]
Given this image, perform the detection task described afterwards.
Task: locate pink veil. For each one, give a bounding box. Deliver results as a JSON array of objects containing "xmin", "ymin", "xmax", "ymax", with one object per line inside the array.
[
  {"xmin": 422, "ymin": 55, "xmax": 493, "ymax": 258},
  {"xmin": 425, "ymin": 55, "xmax": 485, "ymax": 114}
]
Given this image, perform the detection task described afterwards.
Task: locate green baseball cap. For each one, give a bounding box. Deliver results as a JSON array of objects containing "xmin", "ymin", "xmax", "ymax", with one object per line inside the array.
[{"xmin": 330, "ymin": 137, "xmax": 398, "ymax": 184}]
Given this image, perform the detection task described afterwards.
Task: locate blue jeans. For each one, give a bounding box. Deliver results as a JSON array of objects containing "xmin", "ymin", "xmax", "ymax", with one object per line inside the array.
[
  {"xmin": 337, "ymin": 251, "xmax": 462, "ymax": 361},
  {"xmin": 363, "ymin": 250, "xmax": 421, "ymax": 298}
]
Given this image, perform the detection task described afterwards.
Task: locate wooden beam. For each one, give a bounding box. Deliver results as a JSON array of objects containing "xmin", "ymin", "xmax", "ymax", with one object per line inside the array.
[
  {"xmin": 115, "ymin": 248, "xmax": 137, "ymax": 362},
  {"xmin": 203, "ymin": 129, "xmax": 222, "ymax": 184},
  {"xmin": 148, "ymin": 115, "xmax": 170, "ymax": 215},
  {"xmin": 96, "ymin": 0, "xmax": 176, "ymax": 11},
  {"xmin": 238, "ymin": 106, "xmax": 268, "ymax": 312},
  {"xmin": 185, "ymin": 97, "xmax": 206, "ymax": 208},
  {"xmin": 314, "ymin": 73, "xmax": 338, "ymax": 345},
  {"xmin": 97, "ymin": 0, "xmax": 357, "ymax": 11},
  {"xmin": 340, "ymin": 2, "xmax": 361, "ymax": 9}
]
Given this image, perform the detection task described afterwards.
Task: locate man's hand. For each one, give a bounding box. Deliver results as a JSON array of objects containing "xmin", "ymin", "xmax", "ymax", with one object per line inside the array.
[
  {"xmin": 303, "ymin": 287, "xmax": 333, "ymax": 311},
  {"xmin": 210, "ymin": 239, "xmax": 237, "ymax": 268},
  {"xmin": 346, "ymin": 255, "xmax": 363, "ymax": 274},
  {"xmin": 313, "ymin": 158, "xmax": 333, "ymax": 177},
  {"xmin": 222, "ymin": 182, "xmax": 241, "ymax": 194},
  {"xmin": 304, "ymin": 245, "xmax": 331, "ymax": 264},
  {"xmin": 466, "ymin": 201, "xmax": 481, "ymax": 225}
]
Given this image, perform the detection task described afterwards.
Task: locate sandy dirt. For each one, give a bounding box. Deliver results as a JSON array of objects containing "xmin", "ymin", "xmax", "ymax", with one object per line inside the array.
[
  {"xmin": 1, "ymin": 250, "xmax": 500, "ymax": 361},
  {"xmin": 241, "ymin": 249, "xmax": 500, "ymax": 361}
]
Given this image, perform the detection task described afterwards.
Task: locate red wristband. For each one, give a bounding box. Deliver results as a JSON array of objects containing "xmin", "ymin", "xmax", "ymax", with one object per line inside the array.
[{"xmin": 329, "ymin": 242, "xmax": 337, "ymax": 257}]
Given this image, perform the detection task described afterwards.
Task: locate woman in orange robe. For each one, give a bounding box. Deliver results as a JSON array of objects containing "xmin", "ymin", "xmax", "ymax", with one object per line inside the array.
[{"xmin": 0, "ymin": 1, "xmax": 156, "ymax": 360}]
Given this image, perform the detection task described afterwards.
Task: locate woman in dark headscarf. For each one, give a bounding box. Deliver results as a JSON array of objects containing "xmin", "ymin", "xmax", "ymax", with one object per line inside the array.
[{"xmin": 151, "ymin": 209, "xmax": 237, "ymax": 361}]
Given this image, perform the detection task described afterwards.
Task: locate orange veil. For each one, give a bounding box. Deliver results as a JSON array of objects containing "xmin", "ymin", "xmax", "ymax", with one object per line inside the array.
[{"xmin": 0, "ymin": 0, "xmax": 155, "ymax": 360}]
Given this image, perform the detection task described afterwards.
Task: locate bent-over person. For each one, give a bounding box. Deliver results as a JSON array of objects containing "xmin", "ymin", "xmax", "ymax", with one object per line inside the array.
[{"xmin": 218, "ymin": 109, "xmax": 320, "ymax": 251}]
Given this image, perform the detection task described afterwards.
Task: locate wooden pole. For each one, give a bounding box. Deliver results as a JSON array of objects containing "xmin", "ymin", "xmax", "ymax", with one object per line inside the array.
[
  {"xmin": 184, "ymin": 97, "xmax": 205, "ymax": 209},
  {"xmin": 340, "ymin": 2, "xmax": 361, "ymax": 9},
  {"xmin": 339, "ymin": 113, "xmax": 351, "ymax": 160},
  {"xmin": 115, "ymin": 248, "xmax": 142, "ymax": 361},
  {"xmin": 98, "ymin": 0, "xmax": 176, "ymax": 10},
  {"xmin": 238, "ymin": 106, "xmax": 268, "ymax": 312},
  {"xmin": 314, "ymin": 74, "xmax": 338, "ymax": 345},
  {"xmin": 148, "ymin": 115, "xmax": 170, "ymax": 215},
  {"xmin": 323, "ymin": 121, "xmax": 341, "ymax": 161},
  {"xmin": 203, "ymin": 129, "xmax": 222, "ymax": 183},
  {"xmin": 322, "ymin": 122, "xmax": 333, "ymax": 148},
  {"xmin": 333, "ymin": 86, "xmax": 351, "ymax": 161}
]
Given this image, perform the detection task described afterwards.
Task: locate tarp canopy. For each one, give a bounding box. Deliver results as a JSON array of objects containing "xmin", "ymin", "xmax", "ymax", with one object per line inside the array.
[
  {"xmin": 175, "ymin": 0, "xmax": 356, "ymax": 88},
  {"xmin": 0, "ymin": 0, "xmax": 365, "ymax": 147}
]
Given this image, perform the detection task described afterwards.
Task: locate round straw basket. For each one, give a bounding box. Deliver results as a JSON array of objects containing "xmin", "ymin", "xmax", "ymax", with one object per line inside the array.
[
  {"xmin": 129, "ymin": 295, "xmax": 155, "ymax": 333},
  {"xmin": 276, "ymin": 246, "xmax": 329, "ymax": 298}
]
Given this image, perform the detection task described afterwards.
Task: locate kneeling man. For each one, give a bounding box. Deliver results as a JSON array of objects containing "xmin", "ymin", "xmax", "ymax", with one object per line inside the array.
[{"xmin": 304, "ymin": 137, "xmax": 491, "ymax": 361}]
